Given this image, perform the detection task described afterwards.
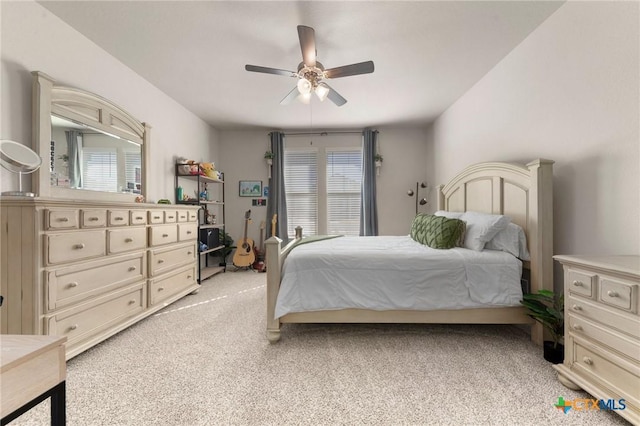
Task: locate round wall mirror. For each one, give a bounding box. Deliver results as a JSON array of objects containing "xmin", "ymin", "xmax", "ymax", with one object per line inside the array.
[{"xmin": 0, "ymin": 140, "xmax": 43, "ymax": 197}]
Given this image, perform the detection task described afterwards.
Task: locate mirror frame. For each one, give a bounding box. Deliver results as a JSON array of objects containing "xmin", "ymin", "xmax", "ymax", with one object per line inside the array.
[{"xmin": 32, "ymin": 71, "xmax": 150, "ymax": 201}]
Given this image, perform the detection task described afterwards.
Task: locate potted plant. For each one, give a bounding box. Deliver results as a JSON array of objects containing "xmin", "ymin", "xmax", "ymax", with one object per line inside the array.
[
  {"xmin": 374, "ymin": 153, "xmax": 383, "ymax": 166},
  {"xmin": 521, "ymin": 289, "xmax": 564, "ymax": 364},
  {"xmin": 264, "ymin": 150, "xmax": 275, "ymax": 166},
  {"xmin": 218, "ymin": 230, "xmax": 235, "ymax": 267}
]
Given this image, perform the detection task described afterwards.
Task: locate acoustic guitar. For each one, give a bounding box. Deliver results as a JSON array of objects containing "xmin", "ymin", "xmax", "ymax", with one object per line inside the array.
[{"xmin": 233, "ymin": 210, "xmax": 256, "ymax": 268}]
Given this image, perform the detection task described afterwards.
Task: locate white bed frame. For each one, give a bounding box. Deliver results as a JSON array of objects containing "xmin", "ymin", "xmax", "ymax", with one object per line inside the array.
[{"xmin": 265, "ymin": 159, "xmax": 554, "ymax": 345}]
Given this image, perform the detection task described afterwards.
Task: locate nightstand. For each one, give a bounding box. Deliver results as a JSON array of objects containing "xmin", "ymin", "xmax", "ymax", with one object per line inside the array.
[{"xmin": 553, "ymin": 255, "xmax": 639, "ymax": 425}]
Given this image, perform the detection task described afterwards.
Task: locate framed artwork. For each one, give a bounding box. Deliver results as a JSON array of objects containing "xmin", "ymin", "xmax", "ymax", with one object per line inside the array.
[{"xmin": 239, "ymin": 180, "xmax": 262, "ymax": 197}]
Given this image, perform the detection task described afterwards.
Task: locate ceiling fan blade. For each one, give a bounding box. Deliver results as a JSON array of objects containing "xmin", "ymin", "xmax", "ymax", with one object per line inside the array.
[
  {"xmin": 323, "ymin": 83, "xmax": 347, "ymax": 107},
  {"xmin": 279, "ymin": 86, "xmax": 300, "ymax": 105},
  {"xmin": 324, "ymin": 61, "xmax": 375, "ymax": 79},
  {"xmin": 245, "ymin": 64, "xmax": 297, "ymax": 78},
  {"xmin": 297, "ymin": 25, "xmax": 316, "ymax": 67}
]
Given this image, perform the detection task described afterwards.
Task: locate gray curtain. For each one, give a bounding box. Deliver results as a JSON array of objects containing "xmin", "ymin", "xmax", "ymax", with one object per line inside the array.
[
  {"xmin": 266, "ymin": 132, "xmax": 289, "ymax": 244},
  {"xmin": 65, "ymin": 130, "xmax": 83, "ymax": 188},
  {"xmin": 360, "ymin": 129, "xmax": 378, "ymax": 236}
]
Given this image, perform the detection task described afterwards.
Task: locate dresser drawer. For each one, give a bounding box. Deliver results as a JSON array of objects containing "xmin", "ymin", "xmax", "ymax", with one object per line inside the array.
[
  {"xmin": 149, "ymin": 265, "xmax": 197, "ymax": 306},
  {"xmin": 149, "ymin": 243, "xmax": 196, "ymax": 276},
  {"xmin": 46, "ymin": 209, "xmax": 78, "ymax": 230},
  {"xmin": 599, "ymin": 277, "xmax": 638, "ymax": 313},
  {"xmin": 148, "ymin": 224, "xmax": 178, "ymax": 246},
  {"xmin": 130, "ymin": 210, "xmax": 147, "ymax": 225},
  {"xmin": 148, "ymin": 211, "xmax": 164, "ymax": 224},
  {"xmin": 164, "ymin": 210, "xmax": 177, "ymax": 223},
  {"xmin": 178, "ymin": 223, "xmax": 198, "ymax": 242},
  {"xmin": 45, "ymin": 283, "xmax": 146, "ymax": 346},
  {"xmin": 107, "ymin": 227, "xmax": 147, "ymax": 254},
  {"xmin": 46, "ymin": 230, "xmax": 106, "ymax": 265},
  {"xmin": 177, "ymin": 210, "xmax": 189, "ymax": 222},
  {"xmin": 568, "ymin": 295, "xmax": 640, "ymax": 339},
  {"xmin": 567, "ymin": 268, "xmax": 596, "ymax": 298},
  {"xmin": 188, "ymin": 210, "xmax": 198, "ymax": 222},
  {"xmin": 80, "ymin": 209, "xmax": 107, "ymax": 228},
  {"xmin": 569, "ymin": 314, "xmax": 640, "ymax": 361},
  {"xmin": 46, "ymin": 252, "xmax": 145, "ymax": 311},
  {"xmin": 108, "ymin": 209, "xmax": 130, "ymax": 226},
  {"xmin": 572, "ymin": 341, "xmax": 640, "ymax": 403}
]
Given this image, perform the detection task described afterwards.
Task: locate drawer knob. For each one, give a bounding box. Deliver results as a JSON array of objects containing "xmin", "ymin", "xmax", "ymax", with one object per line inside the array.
[
  {"xmin": 135, "ymin": 216, "xmax": 143, "ymax": 220},
  {"xmin": 187, "ymin": 251, "xmax": 193, "ymax": 255},
  {"xmin": 158, "ymin": 259, "xmax": 165, "ymax": 264},
  {"xmin": 115, "ymin": 217, "xmax": 124, "ymax": 221},
  {"xmin": 154, "ymin": 216, "xmax": 161, "ymax": 220},
  {"xmin": 187, "ymin": 231, "xmax": 192, "ymax": 235},
  {"xmin": 187, "ymin": 275, "xmax": 192, "ymax": 279},
  {"xmin": 125, "ymin": 238, "xmax": 134, "ymax": 243},
  {"xmin": 572, "ymin": 280, "xmax": 583, "ymax": 287},
  {"xmin": 69, "ymin": 324, "xmax": 78, "ymax": 331},
  {"xmin": 128, "ymin": 266, "xmax": 137, "ymax": 272},
  {"xmin": 572, "ymin": 324, "xmax": 583, "ymax": 331},
  {"xmin": 158, "ymin": 287, "xmax": 164, "ymax": 291},
  {"xmin": 582, "ymin": 356, "xmax": 593, "ymax": 366},
  {"xmin": 607, "ymin": 290, "xmax": 619, "ymax": 298},
  {"xmin": 572, "ymin": 304, "xmax": 582, "ymax": 311},
  {"xmin": 89, "ymin": 217, "xmax": 99, "ymax": 221},
  {"xmin": 68, "ymin": 282, "xmax": 79, "ymax": 288},
  {"xmin": 162, "ymin": 234, "xmax": 169, "ymax": 238},
  {"xmin": 58, "ymin": 217, "xmax": 69, "ymax": 222},
  {"xmin": 74, "ymin": 243, "xmax": 85, "ymax": 249},
  {"xmin": 128, "ymin": 299, "xmax": 136, "ymax": 305}
]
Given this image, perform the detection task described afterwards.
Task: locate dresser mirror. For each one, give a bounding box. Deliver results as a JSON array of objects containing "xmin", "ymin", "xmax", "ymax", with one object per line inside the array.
[{"xmin": 32, "ymin": 71, "xmax": 150, "ymax": 201}]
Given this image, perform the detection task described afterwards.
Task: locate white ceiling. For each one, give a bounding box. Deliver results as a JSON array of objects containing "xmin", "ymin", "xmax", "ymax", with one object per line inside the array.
[{"xmin": 39, "ymin": 1, "xmax": 563, "ymax": 131}]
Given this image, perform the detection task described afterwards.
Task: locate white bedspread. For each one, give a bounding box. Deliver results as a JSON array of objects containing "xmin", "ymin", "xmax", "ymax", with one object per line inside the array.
[{"xmin": 275, "ymin": 236, "xmax": 523, "ymax": 318}]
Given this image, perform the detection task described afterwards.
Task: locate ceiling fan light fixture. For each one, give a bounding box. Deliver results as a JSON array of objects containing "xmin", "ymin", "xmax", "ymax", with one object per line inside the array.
[
  {"xmin": 297, "ymin": 78, "xmax": 312, "ymax": 95},
  {"xmin": 315, "ymin": 83, "xmax": 330, "ymax": 102},
  {"xmin": 299, "ymin": 92, "xmax": 312, "ymax": 104}
]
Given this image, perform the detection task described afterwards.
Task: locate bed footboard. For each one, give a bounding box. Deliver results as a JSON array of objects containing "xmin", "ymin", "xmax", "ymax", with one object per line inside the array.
[{"xmin": 265, "ymin": 234, "xmax": 301, "ymax": 343}]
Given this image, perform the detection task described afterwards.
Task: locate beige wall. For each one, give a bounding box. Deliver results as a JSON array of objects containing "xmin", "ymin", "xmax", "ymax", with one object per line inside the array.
[
  {"xmin": 428, "ymin": 2, "xmax": 639, "ymax": 284},
  {"xmin": 430, "ymin": 2, "xmax": 640, "ymax": 254},
  {"xmin": 219, "ymin": 126, "xmax": 429, "ymax": 244},
  {"xmin": 0, "ymin": 1, "xmax": 219, "ymax": 202}
]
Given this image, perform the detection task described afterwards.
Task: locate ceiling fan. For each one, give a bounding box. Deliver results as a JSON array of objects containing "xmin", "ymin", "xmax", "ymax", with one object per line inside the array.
[{"xmin": 245, "ymin": 25, "xmax": 374, "ymax": 107}]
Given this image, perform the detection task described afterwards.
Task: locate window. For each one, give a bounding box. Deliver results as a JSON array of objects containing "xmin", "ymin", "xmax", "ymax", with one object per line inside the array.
[
  {"xmin": 285, "ymin": 141, "xmax": 362, "ymax": 237},
  {"xmin": 82, "ymin": 147, "xmax": 117, "ymax": 192},
  {"xmin": 124, "ymin": 150, "xmax": 142, "ymax": 193}
]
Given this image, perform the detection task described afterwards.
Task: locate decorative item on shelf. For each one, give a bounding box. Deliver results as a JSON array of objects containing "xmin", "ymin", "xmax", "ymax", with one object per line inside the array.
[
  {"xmin": 200, "ymin": 183, "xmax": 208, "ymax": 201},
  {"xmin": 374, "ymin": 153, "xmax": 383, "ymax": 176},
  {"xmin": 157, "ymin": 199, "xmax": 171, "ymax": 204},
  {"xmin": 176, "ymin": 186, "xmax": 183, "ymax": 202},
  {"xmin": 0, "ymin": 140, "xmax": 43, "ymax": 197},
  {"xmin": 134, "ymin": 195, "xmax": 145, "ymax": 203},
  {"xmin": 521, "ymin": 289, "xmax": 565, "ymax": 364},
  {"xmin": 264, "ymin": 151, "xmax": 274, "ymax": 178},
  {"xmin": 407, "ymin": 181, "xmax": 428, "ymax": 215},
  {"xmin": 201, "ymin": 162, "xmax": 216, "ymax": 179},
  {"xmin": 176, "ymin": 157, "xmax": 190, "ymax": 175}
]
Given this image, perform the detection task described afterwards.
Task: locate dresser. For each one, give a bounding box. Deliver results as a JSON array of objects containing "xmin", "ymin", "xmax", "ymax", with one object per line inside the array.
[
  {"xmin": 553, "ymin": 255, "xmax": 640, "ymax": 424},
  {"xmin": 1, "ymin": 197, "xmax": 200, "ymax": 359}
]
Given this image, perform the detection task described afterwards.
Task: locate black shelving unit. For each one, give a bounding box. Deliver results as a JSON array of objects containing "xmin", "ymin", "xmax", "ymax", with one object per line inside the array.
[{"xmin": 175, "ymin": 163, "xmax": 225, "ymax": 282}]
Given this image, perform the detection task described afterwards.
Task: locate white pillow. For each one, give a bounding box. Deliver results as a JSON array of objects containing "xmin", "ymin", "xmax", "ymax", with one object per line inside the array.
[
  {"xmin": 460, "ymin": 211, "xmax": 511, "ymax": 251},
  {"xmin": 485, "ymin": 222, "xmax": 531, "ymax": 260},
  {"xmin": 434, "ymin": 210, "xmax": 464, "ymax": 219}
]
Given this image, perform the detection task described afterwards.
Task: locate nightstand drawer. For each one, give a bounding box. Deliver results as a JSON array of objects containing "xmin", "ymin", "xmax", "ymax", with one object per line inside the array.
[
  {"xmin": 567, "ymin": 269, "xmax": 596, "ymax": 298},
  {"xmin": 568, "ymin": 295, "xmax": 640, "ymax": 339},
  {"xmin": 573, "ymin": 342, "xmax": 640, "ymax": 402},
  {"xmin": 569, "ymin": 314, "xmax": 640, "ymax": 361},
  {"xmin": 599, "ymin": 277, "xmax": 637, "ymax": 313}
]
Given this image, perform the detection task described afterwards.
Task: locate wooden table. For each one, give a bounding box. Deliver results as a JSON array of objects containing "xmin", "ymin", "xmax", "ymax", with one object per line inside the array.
[{"xmin": 1, "ymin": 335, "xmax": 67, "ymax": 425}]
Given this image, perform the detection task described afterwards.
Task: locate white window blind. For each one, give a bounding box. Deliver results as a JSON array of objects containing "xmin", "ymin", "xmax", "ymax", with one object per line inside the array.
[
  {"xmin": 284, "ymin": 150, "xmax": 318, "ymax": 237},
  {"xmin": 82, "ymin": 147, "xmax": 117, "ymax": 192},
  {"xmin": 326, "ymin": 149, "xmax": 362, "ymax": 235},
  {"xmin": 124, "ymin": 151, "xmax": 141, "ymax": 184}
]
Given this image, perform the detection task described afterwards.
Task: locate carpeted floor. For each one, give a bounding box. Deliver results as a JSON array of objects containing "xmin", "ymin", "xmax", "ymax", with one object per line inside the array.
[{"xmin": 11, "ymin": 270, "xmax": 630, "ymax": 425}]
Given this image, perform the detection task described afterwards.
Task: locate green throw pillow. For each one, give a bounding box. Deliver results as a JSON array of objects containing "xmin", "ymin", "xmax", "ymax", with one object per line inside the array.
[{"xmin": 410, "ymin": 214, "xmax": 465, "ymax": 249}]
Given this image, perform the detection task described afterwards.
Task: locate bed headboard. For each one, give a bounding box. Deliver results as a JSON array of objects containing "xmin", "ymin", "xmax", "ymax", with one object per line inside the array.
[{"xmin": 436, "ymin": 159, "xmax": 554, "ymax": 339}]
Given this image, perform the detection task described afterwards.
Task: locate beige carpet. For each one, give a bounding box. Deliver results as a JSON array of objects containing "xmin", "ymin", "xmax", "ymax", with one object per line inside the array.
[{"xmin": 12, "ymin": 270, "xmax": 629, "ymax": 425}]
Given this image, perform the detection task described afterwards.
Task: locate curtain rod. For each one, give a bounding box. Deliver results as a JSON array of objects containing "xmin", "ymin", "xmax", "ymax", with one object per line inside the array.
[{"xmin": 270, "ymin": 130, "xmax": 378, "ymax": 136}]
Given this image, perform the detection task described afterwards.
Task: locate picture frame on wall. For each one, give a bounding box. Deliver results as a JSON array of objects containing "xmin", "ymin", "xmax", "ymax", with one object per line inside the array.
[{"xmin": 239, "ymin": 180, "xmax": 262, "ymax": 197}]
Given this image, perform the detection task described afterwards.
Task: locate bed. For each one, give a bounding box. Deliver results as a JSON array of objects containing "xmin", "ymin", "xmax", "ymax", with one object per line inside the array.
[{"xmin": 265, "ymin": 159, "xmax": 554, "ymax": 345}]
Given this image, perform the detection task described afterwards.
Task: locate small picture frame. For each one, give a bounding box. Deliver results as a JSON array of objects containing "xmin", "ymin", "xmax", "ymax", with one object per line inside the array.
[{"xmin": 239, "ymin": 180, "xmax": 262, "ymax": 197}]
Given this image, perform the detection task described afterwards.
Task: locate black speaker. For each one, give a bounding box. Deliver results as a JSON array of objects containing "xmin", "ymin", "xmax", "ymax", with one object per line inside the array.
[{"xmin": 199, "ymin": 228, "xmax": 220, "ymax": 249}]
